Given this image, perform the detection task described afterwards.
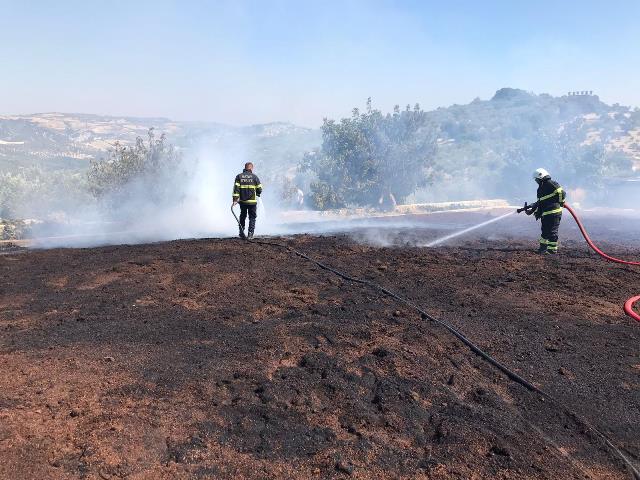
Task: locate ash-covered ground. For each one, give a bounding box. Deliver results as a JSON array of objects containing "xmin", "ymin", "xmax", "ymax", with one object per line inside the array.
[{"xmin": 1, "ymin": 211, "xmax": 639, "ymax": 479}]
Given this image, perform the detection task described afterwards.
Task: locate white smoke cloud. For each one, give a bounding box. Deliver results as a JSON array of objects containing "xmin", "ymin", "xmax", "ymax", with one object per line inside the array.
[{"xmin": 28, "ymin": 139, "xmax": 288, "ymax": 248}]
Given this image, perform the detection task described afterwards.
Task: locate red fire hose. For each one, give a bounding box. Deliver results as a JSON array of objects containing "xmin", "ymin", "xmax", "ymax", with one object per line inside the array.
[
  {"xmin": 624, "ymin": 296, "xmax": 640, "ymax": 323},
  {"xmin": 563, "ymin": 203, "xmax": 640, "ymax": 323}
]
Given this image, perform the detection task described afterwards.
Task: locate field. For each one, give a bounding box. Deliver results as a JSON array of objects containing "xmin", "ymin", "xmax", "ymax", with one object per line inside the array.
[{"xmin": 1, "ymin": 212, "xmax": 639, "ymax": 479}]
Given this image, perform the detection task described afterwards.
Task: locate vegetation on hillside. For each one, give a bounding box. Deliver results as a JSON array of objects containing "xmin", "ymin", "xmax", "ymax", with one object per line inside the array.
[
  {"xmin": 301, "ymin": 99, "xmax": 437, "ymax": 209},
  {"xmin": 1, "ymin": 89, "xmax": 639, "ymax": 221},
  {"xmin": 0, "ymin": 167, "xmax": 90, "ymax": 220},
  {"xmin": 1, "ymin": 129, "xmax": 185, "ymax": 222},
  {"xmin": 300, "ymin": 89, "xmax": 639, "ymax": 208},
  {"xmin": 87, "ymin": 128, "xmax": 187, "ymax": 215},
  {"xmin": 426, "ymin": 88, "xmax": 638, "ymax": 200}
]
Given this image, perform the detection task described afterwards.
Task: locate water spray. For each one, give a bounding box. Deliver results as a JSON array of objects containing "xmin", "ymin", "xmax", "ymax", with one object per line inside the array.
[{"xmin": 426, "ymin": 211, "xmax": 516, "ymax": 247}]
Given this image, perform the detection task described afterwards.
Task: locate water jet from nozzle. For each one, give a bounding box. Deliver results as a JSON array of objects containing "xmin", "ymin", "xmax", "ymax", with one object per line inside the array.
[{"xmin": 426, "ymin": 211, "xmax": 516, "ymax": 247}]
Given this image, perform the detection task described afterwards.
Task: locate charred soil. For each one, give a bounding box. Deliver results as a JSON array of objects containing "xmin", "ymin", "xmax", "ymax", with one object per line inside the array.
[{"xmin": 1, "ymin": 234, "xmax": 639, "ymax": 479}]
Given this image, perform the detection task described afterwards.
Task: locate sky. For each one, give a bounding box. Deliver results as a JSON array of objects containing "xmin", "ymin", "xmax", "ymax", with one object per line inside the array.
[{"xmin": 1, "ymin": 0, "xmax": 639, "ymax": 127}]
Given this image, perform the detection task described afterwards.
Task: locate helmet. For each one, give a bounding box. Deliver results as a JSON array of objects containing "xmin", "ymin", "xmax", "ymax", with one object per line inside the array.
[{"xmin": 533, "ymin": 168, "xmax": 550, "ymax": 181}]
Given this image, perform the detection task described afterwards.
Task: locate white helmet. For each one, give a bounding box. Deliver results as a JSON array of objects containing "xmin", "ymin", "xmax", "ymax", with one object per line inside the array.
[{"xmin": 533, "ymin": 168, "xmax": 550, "ymax": 181}]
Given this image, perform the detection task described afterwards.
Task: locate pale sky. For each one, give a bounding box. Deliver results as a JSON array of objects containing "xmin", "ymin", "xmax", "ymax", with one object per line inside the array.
[{"xmin": 1, "ymin": 0, "xmax": 638, "ymax": 126}]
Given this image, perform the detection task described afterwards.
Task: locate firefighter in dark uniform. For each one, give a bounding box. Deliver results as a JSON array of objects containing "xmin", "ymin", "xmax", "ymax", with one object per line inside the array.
[
  {"xmin": 232, "ymin": 162, "xmax": 262, "ymax": 239},
  {"xmin": 525, "ymin": 168, "xmax": 566, "ymax": 254}
]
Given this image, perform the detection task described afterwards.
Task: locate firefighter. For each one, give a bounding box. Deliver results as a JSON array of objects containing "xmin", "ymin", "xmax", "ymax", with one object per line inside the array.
[
  {"xmin": 525, "ymin": 168, "xmax": 566, "ymax": 254},
  {"xmin": 232, "ymin": 162, "xmax": 262, "ymax": 239}
]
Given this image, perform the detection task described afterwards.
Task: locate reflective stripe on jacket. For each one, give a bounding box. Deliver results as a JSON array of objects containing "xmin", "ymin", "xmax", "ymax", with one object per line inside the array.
[
  {"xmin": 535, "ymin": 178, "xmax": 565, "ymax": 217},
  {"xmin": 233, "ymin": 170, "xmax": 262, "ymax": 204}
]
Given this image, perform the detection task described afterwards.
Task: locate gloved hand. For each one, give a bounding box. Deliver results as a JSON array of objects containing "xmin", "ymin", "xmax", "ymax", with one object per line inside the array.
[{"xmin": 534, "ymin": 210, "xmax": 541, "ymax": 220}]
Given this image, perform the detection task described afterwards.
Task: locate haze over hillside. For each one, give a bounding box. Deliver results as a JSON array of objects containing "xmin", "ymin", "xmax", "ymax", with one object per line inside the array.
[
  {"xmin": 1, "ymin": 89, "xmax": 638, "ymax": 179},
  {"xmin": 1, "ymin": 88, "xmax": 640, "ymax": 237},
  {"xmin": 0, "ymin": 113, "xmax": 319, "ymax": 175}
]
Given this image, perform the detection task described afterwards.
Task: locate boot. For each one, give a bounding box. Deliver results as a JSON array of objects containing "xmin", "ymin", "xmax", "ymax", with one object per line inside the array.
[
  {"xmin": 537, "ymin": 245, "xmax": 548, "ymax": 254},
  {"xmin": 239, "ymin": 226, "xmax": 246, "ymax": 239},
  {"xmin": 247, "ymin": 230, "xmax": 254, "ymax": 240}
]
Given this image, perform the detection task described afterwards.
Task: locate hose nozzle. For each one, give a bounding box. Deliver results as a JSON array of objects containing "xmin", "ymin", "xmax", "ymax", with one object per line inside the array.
[{"xmin": 518, "ymin": 201, "xmax": 537, "ymax": 215}]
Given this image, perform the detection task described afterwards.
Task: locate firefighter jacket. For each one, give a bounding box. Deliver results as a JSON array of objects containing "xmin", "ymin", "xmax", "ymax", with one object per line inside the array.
[
  {"xmin": 233, "ymin": 170, "xmax": 262, "ymax": 204},
  {"xmin": 534, "ymin": 178, "xmax": 565, "ymax": 218}
]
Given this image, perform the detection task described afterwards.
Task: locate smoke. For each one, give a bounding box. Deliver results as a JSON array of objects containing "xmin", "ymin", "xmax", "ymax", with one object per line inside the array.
[
  {"xmin": 27, "ymin": 138, "xmax": 289, "ymax": 248},
  {"xmin": 10, "ymin": 89, "xmax": 640, "ymax": 250},
  {"xmin": 22, "ymin": 140, "xmax": 640, "ymax": 251}
]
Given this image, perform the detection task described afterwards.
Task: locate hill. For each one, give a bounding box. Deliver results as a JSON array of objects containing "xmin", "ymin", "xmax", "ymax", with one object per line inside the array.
[
  {"xmin": 2, "ymin": 91, "xmax": 639, "ymax": 182},
  {"xmin": 424, "ymin": 89, "xmax": 640, "ymax": 199},
  {"xmin": 0, "ymin": 112, "xmax": 319, "ymax": 176},
  {"xmin": 1, "ymin": 90, "xmax": 639, "ymax": 222}
]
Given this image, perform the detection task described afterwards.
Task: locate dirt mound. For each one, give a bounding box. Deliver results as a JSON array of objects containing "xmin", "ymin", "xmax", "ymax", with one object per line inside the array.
[{"xmin": 1, "ymin": 236, "xmax": 638, "ymax": 479}]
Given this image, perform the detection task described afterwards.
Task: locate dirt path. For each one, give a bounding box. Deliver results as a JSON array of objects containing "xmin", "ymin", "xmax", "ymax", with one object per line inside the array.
[{"xmin": 1, "ymin": 236, "xmax": 638, "ymax": 479}]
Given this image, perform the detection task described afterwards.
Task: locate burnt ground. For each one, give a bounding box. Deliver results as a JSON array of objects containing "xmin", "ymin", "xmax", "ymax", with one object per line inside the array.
[{"xmin": 1, "ymin": 219, "xmax": 639, "ymax": 479}]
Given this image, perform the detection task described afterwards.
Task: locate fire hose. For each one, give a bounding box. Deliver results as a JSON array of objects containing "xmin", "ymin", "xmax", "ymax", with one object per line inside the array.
[
  {"xmin": 230, "ymin": 204, "xmax": 639, "ymax": 478},
  {"xmin": 518, "ymin": 201, "xmax": 640, "ymax": 322},
  {"xmin": 562, "ymin": 203, "xmax": 640, "ymax": 323},
  {"xmin": 564, "ymin": 203, "xmax": 640, "ymax": 322}
]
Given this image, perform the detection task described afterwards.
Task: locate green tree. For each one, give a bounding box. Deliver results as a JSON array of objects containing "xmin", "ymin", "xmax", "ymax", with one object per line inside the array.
[
  {"xmin": 0, "ymin": 167, "xmax": 90, "ymax": 220},
  {"xmin": 87, "ymin": 129, "xmax": 186, "ymax": 214},
  {"xmin": 302, "ymin": 100, "xmax": 437, "ymax": 209}
]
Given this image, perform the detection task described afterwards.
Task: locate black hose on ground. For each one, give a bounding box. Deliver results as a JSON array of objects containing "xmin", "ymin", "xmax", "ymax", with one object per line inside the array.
[{"xmin": 229, "ymin": 205, "xmax": 640, "ymax": 479}]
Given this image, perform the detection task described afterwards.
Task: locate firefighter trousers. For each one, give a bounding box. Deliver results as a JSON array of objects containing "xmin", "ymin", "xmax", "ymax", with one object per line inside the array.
[
  {"xmin": 239, "ymin": 203, "xmax": 257, "ymax": 234},
  {"xmin": 540, "ymin": 213, "xmax": 561, "ymax": 252}
]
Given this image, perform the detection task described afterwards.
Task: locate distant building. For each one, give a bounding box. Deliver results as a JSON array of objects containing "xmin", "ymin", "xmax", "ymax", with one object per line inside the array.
[{"xmin": 567, "ymin": 90, "xmax": 595, "ymax": 97}]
